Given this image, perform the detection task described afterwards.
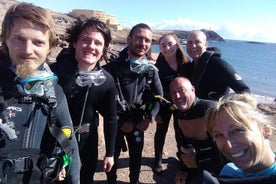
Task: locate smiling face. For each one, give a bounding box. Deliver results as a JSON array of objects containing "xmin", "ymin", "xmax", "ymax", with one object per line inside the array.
[
  {"xmin": 73, "ymin": 27, "xmax": 105, "ymax": 71},
  {"xmin": 212, "ymin": 110, "xmax": 271, "ymax": 172},
  {"xmin": 170, "ymin": 77, "xmax": 195, "ymax": 112},
  {"xmin": 6, "ymin": 19, "xmax": 51, "ymax": 78},
  {"xmin": 127, "ymin": 28, "xmax": 152, "ymax": 58},
  {"xmin": 186, "ymin": 30, "xmax": 208, "ymax": 62},
  {"xmin": 159, "ymin": 34, "xmax": 178, "ymax": 59}
]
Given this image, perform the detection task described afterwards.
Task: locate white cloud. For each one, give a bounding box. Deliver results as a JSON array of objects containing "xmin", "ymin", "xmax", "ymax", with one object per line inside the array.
[
  {"xmin": 123, "ymin": 17, "xmax": 276, "ymax": 43},
  {"xmin": 216, "ymin": 22, "xmax": 276, "ymax": 43},
  {"xmin": 122, "ymin": 17, "xmax": 219, "ymax": 31},
  {"xmin": 148, "ymin": 17, "xmax": 220, "ymax": 31}
]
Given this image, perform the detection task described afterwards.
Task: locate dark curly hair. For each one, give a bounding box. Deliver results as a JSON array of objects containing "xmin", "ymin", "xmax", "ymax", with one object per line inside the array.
[{"xmin": 66, "ymin": 17, "xmax": 112, "ymax": 62}]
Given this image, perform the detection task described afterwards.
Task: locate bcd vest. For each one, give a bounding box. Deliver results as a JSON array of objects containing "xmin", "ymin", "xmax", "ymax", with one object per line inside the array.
[{"xmin": 0, "ymin": 84, "xmax": 72, "ymax": 183}]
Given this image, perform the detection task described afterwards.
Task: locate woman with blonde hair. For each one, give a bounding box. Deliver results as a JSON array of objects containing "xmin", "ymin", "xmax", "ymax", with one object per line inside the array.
[{"xmin": 205, "ymin": 93, "xmax": 276, "ymax": 183}]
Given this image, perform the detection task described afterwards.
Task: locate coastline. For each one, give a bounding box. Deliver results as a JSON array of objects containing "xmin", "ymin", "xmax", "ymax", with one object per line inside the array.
[
  {"xmin": 51, "ymin": 43, "xmax": 275, "ymax": 184},
  {"xmin": 50, "ymin": 43, "xmax": 275, "ymax": 104},
  {"xmin": 150, "ymin": 51, "xmax": 275, "ymax": 104},
  {"xmin": 110, "ymin": 44, "xmax": 276, "ymax": 104},
  {"xmin": 107, "ymin": 44, "xmax": 276, "ymax": 150},
  {"xmin": 251, "ymin": 93, "xmax": 276, "ymax": 104}
]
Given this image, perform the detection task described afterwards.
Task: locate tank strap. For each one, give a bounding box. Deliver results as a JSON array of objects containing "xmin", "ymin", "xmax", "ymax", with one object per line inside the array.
[
  {"xmin": 43, "ymin": 87, "xmax": 73, "ymax": 156},
  {"xmin": 0, "ymin": 148, "xmax": 41, "ymax": 182},
  {"xmin": 2, "ymin": 156, "xmax": 34, "ymax": 173}
]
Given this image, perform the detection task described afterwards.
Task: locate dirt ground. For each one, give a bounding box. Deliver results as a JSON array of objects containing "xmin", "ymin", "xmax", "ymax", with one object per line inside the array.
[
  {"xmin": 48, "ymin": 46, "xmax": 276, "ymax": 184},
  {"xmin": 47, "ymin": 46, "xmax": 276, "ymax": 184},
  {"xmin": 94, "ymin": 116, "xmax": 179, "ymax": 184},
  {"xmin": 93, "ymin": 102, "xmax": 276, "ymax": 184}
]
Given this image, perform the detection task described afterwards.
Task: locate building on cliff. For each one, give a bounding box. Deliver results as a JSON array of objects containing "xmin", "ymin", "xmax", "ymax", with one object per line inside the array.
[{"xmin": 69, "ymin": 9, "xmax": 122, "ymax": 30}]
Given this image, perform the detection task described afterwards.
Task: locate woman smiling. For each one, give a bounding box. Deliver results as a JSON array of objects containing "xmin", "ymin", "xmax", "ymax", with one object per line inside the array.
[{"xmin": 206, "ymin": 93, "xmax": 276, "ymax": 179}]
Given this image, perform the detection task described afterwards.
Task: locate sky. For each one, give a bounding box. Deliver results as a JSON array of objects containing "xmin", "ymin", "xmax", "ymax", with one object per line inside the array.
[{"xmin": 18, "ymin": 0, "xmax": 276, "ymax": 43}]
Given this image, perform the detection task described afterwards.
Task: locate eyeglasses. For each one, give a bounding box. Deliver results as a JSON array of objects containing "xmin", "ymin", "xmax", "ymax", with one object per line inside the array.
[{"xmin": 20, "ymin": 75, "xmax": 58, "ymax": 96}]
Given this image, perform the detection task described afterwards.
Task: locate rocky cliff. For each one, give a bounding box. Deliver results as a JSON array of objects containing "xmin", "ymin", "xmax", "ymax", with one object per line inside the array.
[{"xmin": 0, "ymin": 0, "xmax": 224, "ymax": 46}]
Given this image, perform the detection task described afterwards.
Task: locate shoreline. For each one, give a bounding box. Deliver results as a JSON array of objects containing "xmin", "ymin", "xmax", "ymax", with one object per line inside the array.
[
  {"xmin": 251, "ymin": 93, "xmax": 275, "ymax": 104},
  {"xmin": 152, "ymin": 52, "xmax": 276, "ymax": 104},
  {"xmin": 68, "ymin": 43, "xmax": 276, "ymax": 104}
]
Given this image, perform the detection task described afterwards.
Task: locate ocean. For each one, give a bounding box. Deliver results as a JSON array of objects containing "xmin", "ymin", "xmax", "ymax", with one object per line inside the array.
[{"xmin": 151, "ymin": 40, "xmax": 276, "ymax": 103}]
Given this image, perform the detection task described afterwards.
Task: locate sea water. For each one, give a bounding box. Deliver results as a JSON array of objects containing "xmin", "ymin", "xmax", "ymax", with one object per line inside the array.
[{"xmin": 151, "ymin": 40, "xmax": 276, "ymax": 103}]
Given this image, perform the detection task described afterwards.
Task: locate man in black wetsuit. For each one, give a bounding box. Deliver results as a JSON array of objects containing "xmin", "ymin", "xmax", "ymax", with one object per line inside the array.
[
  {"xmin": 184, "ymin": 30, "xmax": 250, "ymax": 100},
  {"xmin": 50, "ymin": 18, "xmax": 118, "ymax": 183},
  {"xmin": 104, "ymin": 23, "xmax": 163, "ymax": 184},
  {"xmin": 169, "ymin": 77, "xmax": 228, "ymax": 183},
  {"xmin": 0, "ymin": 2, "xmax": 80, "ymax": 183}
]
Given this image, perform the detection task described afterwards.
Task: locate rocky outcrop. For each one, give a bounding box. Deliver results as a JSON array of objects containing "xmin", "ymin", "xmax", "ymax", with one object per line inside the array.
[
  {"xmin": 69, "ymin": 9, "xmax": 118, "ymax": 27},
  {"xmin": 0, "ymin": 0, "xmax": 224, "ymax": 46},
  {"xmin": 153, "ymin": 29, "xmax": 225, "ymax": 43}
]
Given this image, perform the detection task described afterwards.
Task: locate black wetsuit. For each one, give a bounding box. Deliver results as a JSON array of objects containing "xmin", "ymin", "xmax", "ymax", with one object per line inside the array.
[
  {"xmin": 153, "ymin": 53, "xmax": 182, "ymax": 165},
  {"xmin": 50, "ymin": 49, "xmax": 118, "ymax": 184},
  {"xmin": 182, "ymin": 51, "xmax": 250, "ymax": 100},
  {"xmin": 0, "ymin": 51, "xmax": 80, "ymax": 184},
  {"xmin": 103, "ymin": 47, "xmax": 163, "ymax": 184},
  {"xmin": 176, "ymin": 98, "xmax": 228, "ymax": 175}
]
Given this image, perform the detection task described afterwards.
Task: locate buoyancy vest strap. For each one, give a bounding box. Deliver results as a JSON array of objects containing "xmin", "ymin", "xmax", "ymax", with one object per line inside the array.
[
  {"xmin": 193, "ymin": 51, "xmax": 214, "ymax": 88},
  {"xmin": 115, "ymin": 76, "xmax": 130, "ymax": 112},
  {"xmin": 75, "ymin": 85, "xmax": 90, "ymax": 142},
  {"xmin": 114, "ymin": 63, "xmax": 154, "ymax": 111},
  {"xmin": 0, "ymin": 148, "xmax": 40, "ymax": 183},
  {"xmin": 1, "ymin": 83, "xmax": 72, "ymax": 155},
  {"xmin": 0, "ymin": 86, "xmax": 19, "ymax": 141},
  {"xmin": 46, "ymin": 91, "xmax": 73, "ymax": 156},
  {"xmin": 48, "ymin": 124, "xmax": 73, "ymax": 156},
  {"xmin": 0, "ymin": 85, "xmax": 6, "ymax": 112},
  {"xmin": 2, "ymin": 156, "xmax": 33, "ymax": 173}
]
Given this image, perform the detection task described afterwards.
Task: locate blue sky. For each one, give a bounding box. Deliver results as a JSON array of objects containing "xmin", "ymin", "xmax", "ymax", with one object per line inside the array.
[{"xmin": 19, "ymin": 0, "xmax": 276, "ymax": 43}]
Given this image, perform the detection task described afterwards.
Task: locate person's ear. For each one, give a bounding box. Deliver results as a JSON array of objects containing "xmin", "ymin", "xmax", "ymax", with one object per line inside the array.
[
  {"xmin": 127, "ymin": 36, "xmax": 131, "ymax": 45},
  {"xmin": 205, "ymin": 40, "xmax": 208, "ymax": 48},
  {"xmin": 263, "ymin": 124, "xmax": 272, "ymax": 139}
]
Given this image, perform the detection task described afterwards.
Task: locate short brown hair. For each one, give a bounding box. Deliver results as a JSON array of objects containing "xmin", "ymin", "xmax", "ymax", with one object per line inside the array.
[{"xmin": 1, "ymin": 2, "xmax": 57, "ymax": 54}]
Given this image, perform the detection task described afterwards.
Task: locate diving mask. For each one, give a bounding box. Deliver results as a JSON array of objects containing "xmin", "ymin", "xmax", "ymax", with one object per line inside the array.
[
  {"xmin": 20, "ymin": 75, "xmax": 58, "ymax": 96},
  {"xmin": 130, "ymin": 59, "xmax": 152, "ymax": 74},
  {"xmin": 76, "ymin": 69, "xmax": 106, "ymax": 87}
]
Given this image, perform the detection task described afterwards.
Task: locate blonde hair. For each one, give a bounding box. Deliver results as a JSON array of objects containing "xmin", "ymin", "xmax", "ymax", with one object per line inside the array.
[
  {"xmin": 1, "ymin": 2, "xmax": 57, "ymax": 54},
  {"xmin": 206, "ymin": 93, "xmax": 273, "ymax": 137}
]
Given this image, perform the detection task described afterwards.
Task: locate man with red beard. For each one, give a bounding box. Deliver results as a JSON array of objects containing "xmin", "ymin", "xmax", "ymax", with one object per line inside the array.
[
  {"xmin": 0, "ymin": 2, "xmax": 80, "ymax": 184},
  {"xmin": 104, "ymin": 23, "xmax": 163, "ymax": 184}
]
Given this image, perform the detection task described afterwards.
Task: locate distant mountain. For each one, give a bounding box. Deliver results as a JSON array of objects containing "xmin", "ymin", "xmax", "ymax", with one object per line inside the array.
[
  {"xmin": 0, "ymin": 0, "xmax": 225, "ymax": 45},
  {"xmin": 152, "ymin": 29, "xmax": 225, "ymax": 44}
]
